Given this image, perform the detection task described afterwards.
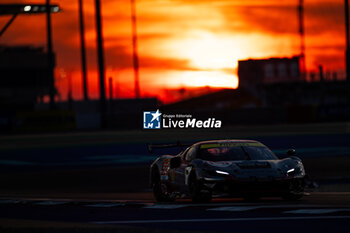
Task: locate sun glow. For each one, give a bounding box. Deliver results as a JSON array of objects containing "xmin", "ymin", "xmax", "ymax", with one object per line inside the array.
[
  {"xmin": 173, "ymin": 31, "xmax": 241, "ymax": 70},
  {"xmin": 158, "ymin": 70, "xmax": 238, "ymax": 89},
  {"xmin": 155, "ymin": 30, "xmax": 297, "ymax": 89}
]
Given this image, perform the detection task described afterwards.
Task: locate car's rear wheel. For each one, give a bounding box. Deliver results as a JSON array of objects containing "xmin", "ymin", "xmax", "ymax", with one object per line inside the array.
[
  {"xmin": 189, "ymin": 172, "xmax": 212, "ymax": 203},
  {"xmin": 152, "ymin": 169, "xmax": 174, "ymax": 202}
]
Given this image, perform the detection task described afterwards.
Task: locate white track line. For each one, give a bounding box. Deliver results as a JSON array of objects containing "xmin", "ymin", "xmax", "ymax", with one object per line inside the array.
[
  {"xmin": 35, "ymin": 201, "xmax": 69, "ymax": 206},
  {"xmin": 0, "ymin": 200, "xmax": 21, "ymax": 204},
  {"xmin": 84, "ymin": 203, "xmax": 124, "ymax": 208},
  {"xmin": 143, "ymin": 204, "xmax": 342, "ymax": 210},
  {"xmin": 208, "ymin": 206, "xmax": 261, "ymax": 211},
  {"xmin": 207, "ymin": 205, "xmax": 343, "ymax": 212},
  {"xmin": 92, "ymin": 215, "xmax": 350, "ymax": 224},
  {"xmin": 284, "ymin": 209, "xmax": 350, "ymax": 214},
  {"xmin": 144, "ymin": 204, "xmax": 188, "ymax": 209}
]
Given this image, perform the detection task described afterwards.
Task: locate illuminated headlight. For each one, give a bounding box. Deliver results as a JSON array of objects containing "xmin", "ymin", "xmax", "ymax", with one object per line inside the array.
[
  {"xmin": 287, "ymin": 168, "xmax": 295, "ymax": 176},
  {"xmin": 286, "ymin": 163, "xmax": 304, "ymax": 177},
  {"xmin": 52, "ymin": 6, "xmax": 60, "ymax": 12},
  {"xmin": 286, "ymin": 168, "xmax": 295, "ymax": 175},
  {"xmin": 216, "ymin": 170, "xmax": 229, "ymax": 175},
  {"xmin": 23, "ymin": 5, "xmax": 31, "ymax": 12}
]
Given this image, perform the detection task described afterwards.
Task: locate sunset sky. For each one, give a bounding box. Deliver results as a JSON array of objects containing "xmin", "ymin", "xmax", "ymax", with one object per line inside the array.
[{"xmin": 0, "ymin": 0, "xmax": 346, "ymax": 102}]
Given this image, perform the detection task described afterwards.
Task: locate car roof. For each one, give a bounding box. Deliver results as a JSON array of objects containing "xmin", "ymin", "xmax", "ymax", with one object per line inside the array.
[{"xmin": 193, "ymin": 139, "xmax": 261, "ymax": 147}]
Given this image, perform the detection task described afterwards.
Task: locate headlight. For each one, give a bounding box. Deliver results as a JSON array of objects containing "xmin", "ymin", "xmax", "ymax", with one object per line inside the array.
[
  {"xmin": 215, "ymin": 170, "xmax": 229, "ymax": 175},
  {"xmin": 202, "ymin": 168, "xmax": 229, "ymax": 176},
  {"xmin": 286, "ymin": 168, "xmax": 295, "ymax": 175},
  {"xmin": 286, "ymin": 162, "xmax": 304, "ymax": 177}
]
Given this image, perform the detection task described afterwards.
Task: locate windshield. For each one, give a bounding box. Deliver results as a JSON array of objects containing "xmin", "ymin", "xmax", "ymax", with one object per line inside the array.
[{"xmin": 198, "ymin": 143, "xmax": 277, "ymax": 161}]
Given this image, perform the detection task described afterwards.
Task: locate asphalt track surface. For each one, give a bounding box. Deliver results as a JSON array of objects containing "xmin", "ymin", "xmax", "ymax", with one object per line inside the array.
[
  {"xmin": 1, "ymin": 133, "xmax": 350, "ymax": 169},
  {"xmin": 1, "ymin": 130, "xmax": 350, "ymax": 232},
  {"xmin": 1, "ymin": 192, "xmax": 350, "ymax": 233}
]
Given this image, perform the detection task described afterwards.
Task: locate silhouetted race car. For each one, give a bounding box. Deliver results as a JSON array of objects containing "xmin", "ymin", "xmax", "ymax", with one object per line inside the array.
[{"xmin": 149, "ymin": 140, "xmax": 306, "ymax": 202}]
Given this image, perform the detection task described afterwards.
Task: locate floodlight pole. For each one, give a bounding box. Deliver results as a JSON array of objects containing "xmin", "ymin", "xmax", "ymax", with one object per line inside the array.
[
  {"xmin": 298, "ymin": 0, "xmax": 306, "ymax": 80},
  {"xmin": 94, "ymin": 0, "xmax": 107, "ymax": 118},
  {"xmin": 79, "ymin": 0, "xmax": 88, "ymax": 101},
  {"xmin": 131, "ymin": 0, "xmax": 140, "ymax": 98},
  {"xmin": 46, "ymin": 0, "xmax": 56, "ymax": 109}
]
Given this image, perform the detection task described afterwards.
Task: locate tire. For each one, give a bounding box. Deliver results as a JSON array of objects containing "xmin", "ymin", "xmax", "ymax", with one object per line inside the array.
[
  {"xmin": 282, "ymin": 179, "xmax": 304, "ymax": 201},
  {"xmin": 152, "ymin": 168, "xmax": 174, "ymax": 202},
  {"xmin": 189, "ymin": 172, "xmax": 212, "ymax": 203}
]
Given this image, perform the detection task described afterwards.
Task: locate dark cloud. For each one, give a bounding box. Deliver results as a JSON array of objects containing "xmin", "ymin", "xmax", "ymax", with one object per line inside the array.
[
  {"xmin": 221, "ymin": 2, "xmax": 344, "ymax": 36},
  {"xmin": 305, "ymin": 2, "xmax": 344, "ymax": 35}
]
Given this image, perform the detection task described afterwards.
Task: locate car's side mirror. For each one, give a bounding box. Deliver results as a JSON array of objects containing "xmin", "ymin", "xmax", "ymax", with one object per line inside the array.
[
  {"xmin": 170, "ymin": 156, "xmax": 181, "ymax": 169},
  {"xmin": 286, "ymin": 149, "xmax": 296, "ymax": 156}
]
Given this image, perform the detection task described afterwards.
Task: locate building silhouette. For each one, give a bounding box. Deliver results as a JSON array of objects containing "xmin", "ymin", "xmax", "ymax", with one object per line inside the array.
[
  {"xmin": 0, "ymin": 45, "xmax": 55, "ymax": 111},
  {"xmin": 238, "ymin": 56, "xmax": 301, "ymax": 90}
]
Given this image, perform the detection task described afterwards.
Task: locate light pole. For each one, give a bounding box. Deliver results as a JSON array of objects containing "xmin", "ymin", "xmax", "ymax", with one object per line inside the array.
[
  {"xmin": 298, "ymin": 0, "xmax": 306, "ymax": 80},
  {"xmin": 0, "ymin": 3, "xmax": 60, "ymax": 109},
  {"xmin": 46, "ymin": 0, "xmax": 55, "ymax": 109},
  {"xmin": 94, "ymin": 0, "xmax": 107, "ymax": 117},
  {"xmin": 79, "ymin": 0, "xmax": 88, "ymax": 101},
  {"xmin": 0, "ymin": 4, "xmax": 60, "ymax": 36},
  {"xmin": 131, "ymin": 0, "xmax": 140, "ymax": 98}
]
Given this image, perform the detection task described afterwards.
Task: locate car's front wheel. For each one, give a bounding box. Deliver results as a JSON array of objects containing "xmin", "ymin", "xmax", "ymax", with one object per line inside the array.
[
  {"xmin": 189, "ymin": 172, "xmax": 212, "ymax": 203},
  {"xmin": 282, "ymin": 179, "xmax": 304, "ymax": 201}
]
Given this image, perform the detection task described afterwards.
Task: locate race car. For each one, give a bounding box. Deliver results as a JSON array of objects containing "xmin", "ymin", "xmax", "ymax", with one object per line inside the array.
[{"xmin": 149, "ymin": 140, "xmax": 306, "ymax": 202}]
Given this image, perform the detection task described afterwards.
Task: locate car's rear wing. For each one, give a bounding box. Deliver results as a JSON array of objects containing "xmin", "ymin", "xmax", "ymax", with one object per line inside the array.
[{"xmin": 147, "ymin": 141, "xmax": 192, "ymax": 153}]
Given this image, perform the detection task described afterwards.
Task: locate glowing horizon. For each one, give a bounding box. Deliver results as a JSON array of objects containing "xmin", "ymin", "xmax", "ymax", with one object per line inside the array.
[{"xmin": 0, "ymin": 0, "xmax": 346, "ymax": 102}]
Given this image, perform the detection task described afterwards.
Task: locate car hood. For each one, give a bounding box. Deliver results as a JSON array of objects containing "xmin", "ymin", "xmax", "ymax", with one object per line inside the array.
[
  {"xmin": 204, "ymin": 160, "xmax": 274, "ymax": 168},
  {"xmin": 200, "ymin": 158, "xmax": 302, "ymax": 178}
]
